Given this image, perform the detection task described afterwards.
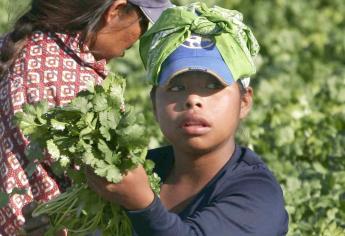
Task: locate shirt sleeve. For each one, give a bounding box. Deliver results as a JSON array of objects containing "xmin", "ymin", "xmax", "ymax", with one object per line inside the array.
[{"xmin": 126, "ymin": 168, "xmax": 288, "ymax": 236}]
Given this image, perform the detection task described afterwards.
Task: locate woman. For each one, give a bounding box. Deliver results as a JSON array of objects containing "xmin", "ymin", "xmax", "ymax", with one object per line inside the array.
[{"xmin": 0, "ymin": 0, "xmax": 171, "ymax": 235}]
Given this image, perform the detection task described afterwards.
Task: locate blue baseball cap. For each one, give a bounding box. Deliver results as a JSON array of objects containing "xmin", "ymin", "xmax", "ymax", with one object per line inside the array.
[
  {"xmin": 128, "ymin": 0, "xmax": 173, "ymax": 23},
  {"xmin": 158, "ymin": 35, "xmax": 235, "ymax": 86}
]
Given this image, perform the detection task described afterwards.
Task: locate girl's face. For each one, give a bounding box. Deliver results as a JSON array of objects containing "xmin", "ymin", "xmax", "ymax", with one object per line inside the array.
[
  {"xmin": 153, "ymin": 71, "xmax": 252, "ymax": 154},
  {"xmin": 92, "ymin": 1, "xmax": 149, "ymax": 61}
]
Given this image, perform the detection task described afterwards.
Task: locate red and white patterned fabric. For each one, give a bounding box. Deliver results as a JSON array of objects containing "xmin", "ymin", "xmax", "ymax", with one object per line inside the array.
[{"xmin": 0, "ymin": 31, "xmax": 107, "ymax": 235}]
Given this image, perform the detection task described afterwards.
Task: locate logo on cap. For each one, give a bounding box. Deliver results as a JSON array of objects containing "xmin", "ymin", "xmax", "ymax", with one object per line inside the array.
[{"xmin": 182, "ymin": 35, "xmax": 214, "ymax": 49}]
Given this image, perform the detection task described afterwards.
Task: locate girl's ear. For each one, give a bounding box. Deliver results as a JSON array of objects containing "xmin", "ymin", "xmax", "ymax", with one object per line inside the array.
[
  {"xmin": 103, "ymin": 0, "xmax": 128, "ymax": 24},
  {"xmin": 239, "ymin": 86, "xmax": 253, "ymax": 119}
]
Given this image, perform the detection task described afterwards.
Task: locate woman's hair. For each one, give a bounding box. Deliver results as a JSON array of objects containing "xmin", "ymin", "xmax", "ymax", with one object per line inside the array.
[{"xmin": 0, "ymin": 0, "xmax": 137, "ymax": 78}]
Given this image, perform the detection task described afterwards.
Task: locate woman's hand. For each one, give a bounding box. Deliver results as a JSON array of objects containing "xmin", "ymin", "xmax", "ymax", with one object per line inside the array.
[
  {"xmin": 85, "ymin": 165, "xmax": 154, "ymax": 211},
  {"xmin": 20, "ymin": 201, "xmax": 67, "ymax": 236}
]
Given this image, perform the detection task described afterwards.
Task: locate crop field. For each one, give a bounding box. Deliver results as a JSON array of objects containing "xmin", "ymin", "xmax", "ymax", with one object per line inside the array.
[{"xmin": 0, "ymin": 0, "xmax": 344, "ymax": 235}]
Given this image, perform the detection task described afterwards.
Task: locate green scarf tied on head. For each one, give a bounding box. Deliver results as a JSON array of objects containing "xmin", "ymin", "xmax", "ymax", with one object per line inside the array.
[{"xmin": 139, "ymin": 2, "xmax": 260, "ymax": 85}]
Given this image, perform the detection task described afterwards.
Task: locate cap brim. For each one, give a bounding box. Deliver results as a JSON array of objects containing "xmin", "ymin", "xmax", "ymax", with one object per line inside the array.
[
  {"xmin": 159, "ymin": 57, "xmax": 234, "ymax": 86},
  {"xmin": 139, "ymin": 3, "xmax": 173, "ymax": 23}
]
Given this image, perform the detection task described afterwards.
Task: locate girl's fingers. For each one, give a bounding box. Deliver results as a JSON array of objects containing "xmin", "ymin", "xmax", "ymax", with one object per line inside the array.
[{"xmin": 57, "ymin": 228, "xmax": 68, "ymax": 236}]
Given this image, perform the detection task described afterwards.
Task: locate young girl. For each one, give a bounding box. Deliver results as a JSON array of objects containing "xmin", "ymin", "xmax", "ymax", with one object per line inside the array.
[
  {"xmin": 0, "ymin": 0, "xmax": 171, "ymax": 235},
  {"xmin": 86, "ymin": 3, "xmax": 289, "ymax": 236}
]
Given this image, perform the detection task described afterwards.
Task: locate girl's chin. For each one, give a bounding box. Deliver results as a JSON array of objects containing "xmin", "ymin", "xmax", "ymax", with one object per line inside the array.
[
  {"xmin": 177, "ymin": 140, "xmax": 217, "ymax": 155},
  {"xmin": 171, "ymin": 136, "xmax": 235, "ymax": 157}
]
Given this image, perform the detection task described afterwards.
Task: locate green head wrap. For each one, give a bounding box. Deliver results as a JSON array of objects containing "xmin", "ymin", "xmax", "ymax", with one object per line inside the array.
[{"xmin": 139, "ymin": 2, "xmax": 260, "ymax": 85}]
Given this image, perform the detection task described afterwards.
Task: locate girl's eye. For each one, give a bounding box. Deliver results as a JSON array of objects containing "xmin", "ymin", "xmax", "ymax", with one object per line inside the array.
[
  {"xmin": 168, "ymin": 85, "xmax": 185, "ymax": 92},
  {"xmin": 206, "ymin": 82, "xmax": 222, "ymax": 89}
]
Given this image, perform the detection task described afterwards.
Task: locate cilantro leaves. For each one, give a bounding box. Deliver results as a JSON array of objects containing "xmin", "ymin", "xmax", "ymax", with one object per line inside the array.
[{"xmin": 9, "ymin": 73, "xmax": 161, "ymax": 234}]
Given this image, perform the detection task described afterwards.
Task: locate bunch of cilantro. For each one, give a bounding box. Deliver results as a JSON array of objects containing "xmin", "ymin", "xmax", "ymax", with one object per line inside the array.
[{"xmin": 14, "ymin": 74, "xmax": 160, "ymax": 236}]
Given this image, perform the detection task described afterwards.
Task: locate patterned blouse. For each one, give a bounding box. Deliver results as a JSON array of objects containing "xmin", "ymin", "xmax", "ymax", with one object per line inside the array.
[{"xmin": 0, "ymin": 31, "xmax": 108, "ymax": 236}]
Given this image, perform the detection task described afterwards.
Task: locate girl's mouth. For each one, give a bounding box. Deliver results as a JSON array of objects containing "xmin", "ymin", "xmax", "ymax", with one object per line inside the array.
[{"xmin": 179, "ymin": 116, "xmax": 211, "ymax": 135}]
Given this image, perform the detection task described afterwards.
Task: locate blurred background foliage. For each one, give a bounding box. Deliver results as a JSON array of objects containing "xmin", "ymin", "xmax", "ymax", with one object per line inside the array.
[{"xmin": 1, "ymin": 0, "xmax": 344, "ymax": 235}]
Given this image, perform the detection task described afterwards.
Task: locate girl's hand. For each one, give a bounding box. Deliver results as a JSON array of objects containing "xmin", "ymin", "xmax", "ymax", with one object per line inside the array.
[
  {"xmin": 21, "ymin": 201, "xmax": 67, "ymax": 236},
  {"xmin": 85, "ymin": 165, "xmax": 154, "ymax": 210}
]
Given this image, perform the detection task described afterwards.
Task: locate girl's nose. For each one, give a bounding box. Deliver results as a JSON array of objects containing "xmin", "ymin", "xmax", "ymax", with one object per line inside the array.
[{"xmin": 184, "ymin": 94, "xmax": 202, "ymax": 109}]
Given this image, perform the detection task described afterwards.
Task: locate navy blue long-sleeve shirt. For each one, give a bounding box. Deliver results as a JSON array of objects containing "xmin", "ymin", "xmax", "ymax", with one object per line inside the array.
[{"xmin": 127, "ymin": 145, "xmax": 289, "ymax": 236}]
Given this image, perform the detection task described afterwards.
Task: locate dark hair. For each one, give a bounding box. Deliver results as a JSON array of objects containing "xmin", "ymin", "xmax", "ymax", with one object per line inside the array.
[
  {"xmin": 0, "ymin": 0, "xmax": 137, "ymax": 79},
  {"xmin": 237, "ymin": 80, "xmax": 247, "ymax": 97}
]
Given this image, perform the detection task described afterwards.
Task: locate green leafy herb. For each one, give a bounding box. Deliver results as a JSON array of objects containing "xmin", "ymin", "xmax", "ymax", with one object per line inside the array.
[{"xmin": 13, "ymin": 73, "xmax": 161, "ymax": 235}]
